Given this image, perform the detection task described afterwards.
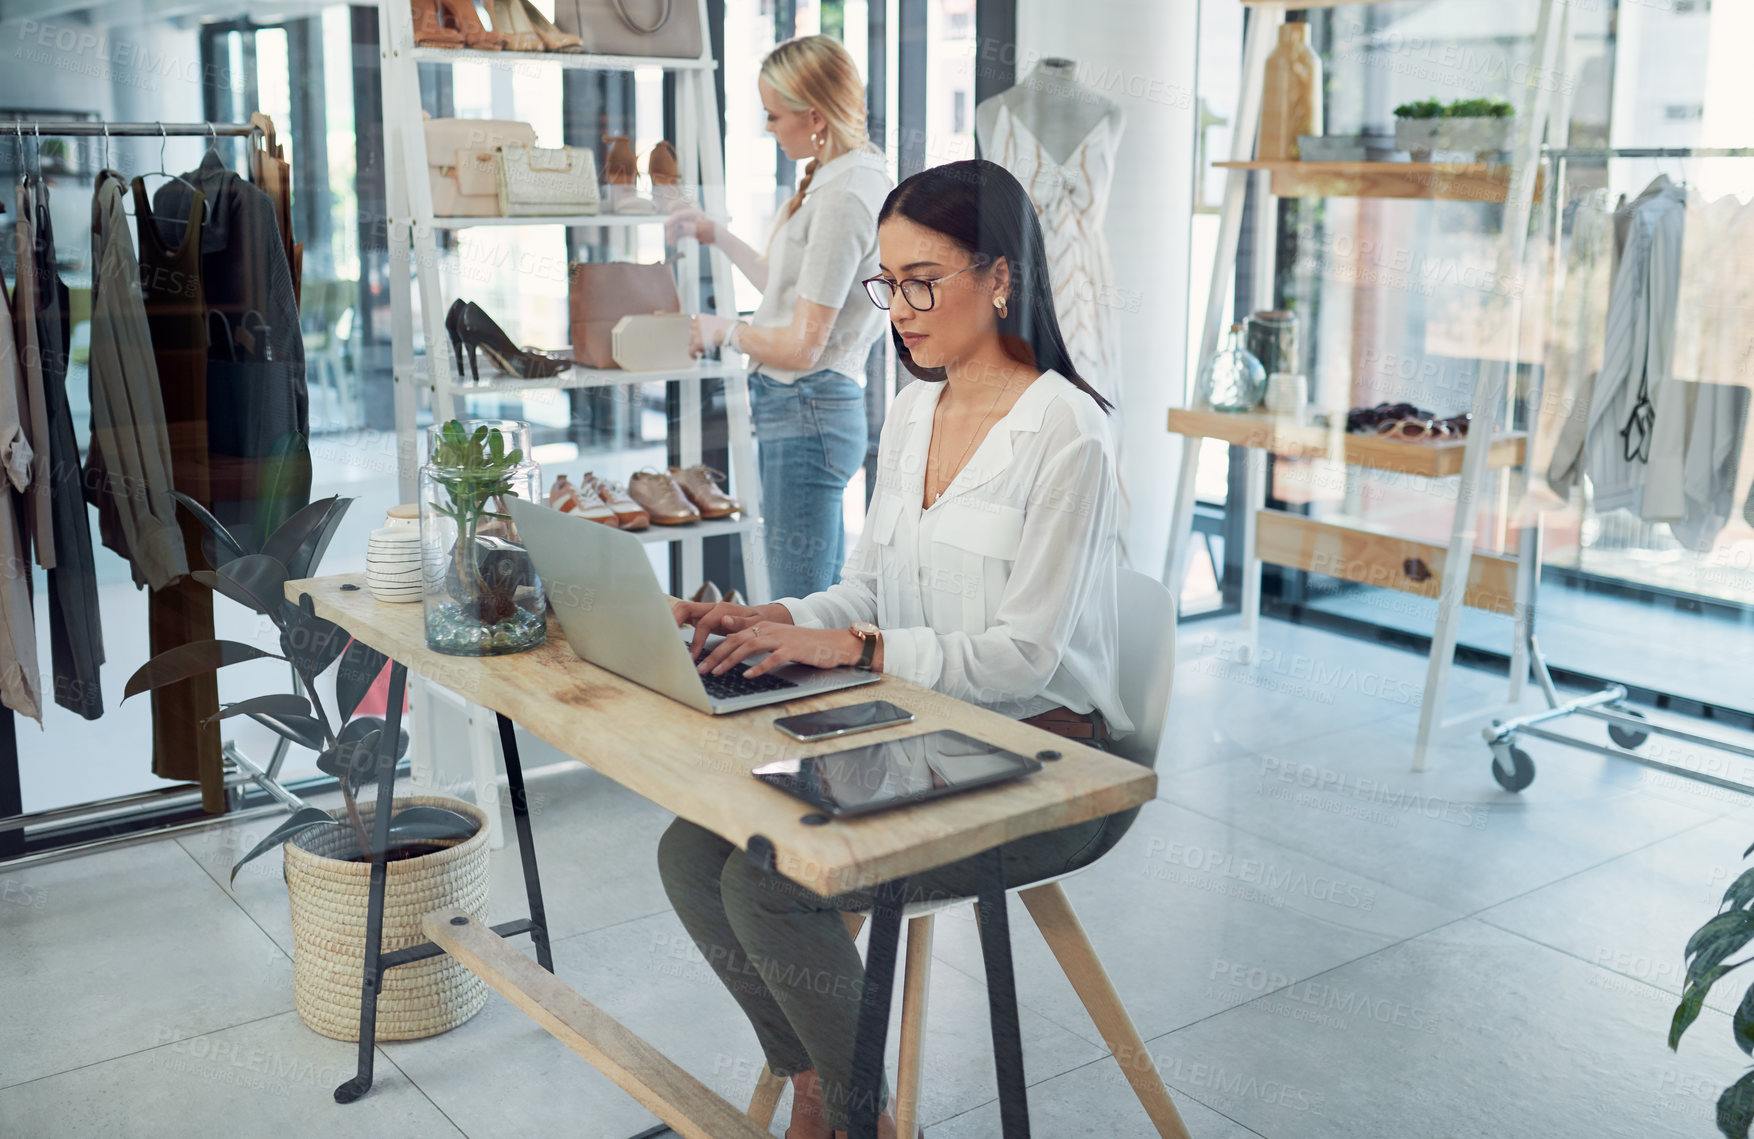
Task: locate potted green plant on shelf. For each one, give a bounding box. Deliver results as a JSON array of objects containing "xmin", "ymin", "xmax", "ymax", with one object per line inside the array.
[
  {"xmin": 125, "ymin": 492, "xmax": 491, "ymax": 1042},
  {"xmin": 1394, "ymin": 97, "xmax": 1516, "ymax": 161},
  {"xmin": 1672, "ymin": 845, "xmax": 1754, "ymax": 1137},
  {"xmin": 419, "ymin": 418, "xmax": 547, "ymax": 656}
]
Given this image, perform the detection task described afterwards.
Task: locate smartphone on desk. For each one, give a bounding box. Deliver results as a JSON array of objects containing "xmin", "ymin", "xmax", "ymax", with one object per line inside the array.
[{"xmin": 773, "ymin": 700, "xmax": 914, "ymax": 742}]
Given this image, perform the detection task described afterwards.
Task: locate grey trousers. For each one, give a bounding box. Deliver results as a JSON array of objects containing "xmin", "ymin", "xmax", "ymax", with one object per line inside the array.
[{"xmin": 655, "ymin": 744, "xmax": 1140, "ymax": 1131}]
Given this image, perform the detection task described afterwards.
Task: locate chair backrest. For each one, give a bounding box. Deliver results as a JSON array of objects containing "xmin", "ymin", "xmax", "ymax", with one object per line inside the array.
[{"xmin": 1111, "ymin": 567, "xmax": 1175, "ymax": 771}]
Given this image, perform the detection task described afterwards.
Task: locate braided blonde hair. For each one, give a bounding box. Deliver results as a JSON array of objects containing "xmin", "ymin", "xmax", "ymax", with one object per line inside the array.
[{"xmin": 761, "ymin": 35, "xmax": 873, "ymax": 222}]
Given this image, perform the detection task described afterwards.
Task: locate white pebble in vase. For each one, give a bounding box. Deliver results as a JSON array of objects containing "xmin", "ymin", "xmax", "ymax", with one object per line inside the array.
[{"xmin": 366, "ymin": 527, "xmax": 423, "ymax": 603}]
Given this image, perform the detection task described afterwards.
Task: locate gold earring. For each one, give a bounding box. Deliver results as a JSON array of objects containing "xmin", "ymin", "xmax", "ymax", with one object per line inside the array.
[{"xmin": 993, "ymin": 295, "xmax": 1008, "ymax": 318}]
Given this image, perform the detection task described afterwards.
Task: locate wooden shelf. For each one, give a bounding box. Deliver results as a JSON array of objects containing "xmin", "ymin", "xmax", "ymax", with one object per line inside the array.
[
  {"xmin": 1167, "ymin": 407, "xmax": 1526, "ymax": 478},
  {"xmin": 1255, "ymin": 509, "xmax": 1518, "ymax": 615},
  {"xmin": 1240, "ymin": 1, "xmax": 1381, "ymax": 8},
  {"xmin": 408, "ymin": 47, "xmax": 717, "ymax": 71},
  {"xmin": 417, "ymin": 357, "xmax": 747, "ymax": 394},
  {"xmin": 1214, "ymin": 160, "xmax": 1543, "ymax": 203},
  {"xmin": 427, "ymin": 213, "xmax": 668, "ymax": 230}
]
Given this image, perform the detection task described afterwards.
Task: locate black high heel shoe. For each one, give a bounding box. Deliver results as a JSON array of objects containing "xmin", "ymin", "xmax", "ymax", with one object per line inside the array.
[
  {"xmin": 457, "ymin": 301, "xmax": 572, "ymax": 382},
  {"xmin": 445, "ymin": 298, "xmax": 467, "ymax": 377}
]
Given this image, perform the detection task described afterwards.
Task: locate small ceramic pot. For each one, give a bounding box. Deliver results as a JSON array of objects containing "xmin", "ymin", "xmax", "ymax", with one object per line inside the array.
[
  {"xmin": 366, "ymin": 527, "xmax": 423, "ymax": 603},
  {"xmin": 385, "ymin": 503, "xmax": 420, "ymax": 531}
]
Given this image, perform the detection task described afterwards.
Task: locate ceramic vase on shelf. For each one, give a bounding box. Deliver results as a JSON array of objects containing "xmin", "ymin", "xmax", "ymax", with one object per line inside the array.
[
  {"xmin": 366, "ymin": 526, "xmax": 423, "ymax": 603},
  {"xmin": 1258, "ymin": 22, "xmax": 1323, "ymax": 161},
  {"xmin": 419, "ymin": 419, "xmax": 547, "ymax": 656},
  {"xmin": 1195, "ymin": 323, "xmax": 1268, "ymax": 413}
]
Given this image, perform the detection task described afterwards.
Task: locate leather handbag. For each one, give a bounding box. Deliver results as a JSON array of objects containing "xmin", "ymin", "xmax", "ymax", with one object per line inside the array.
[
  {"xmin": 424, "ymin": 118, "xmax": 537, "ymax": 216},
  {"xmin": 611, "ymin": 313, "xmax": 694, "ymax": 371},
  {"xmin": 553, "ymin": 0, "xmax": 703, "ymax": 58},
  {"xmin": 569, "ymin": 260, "xmax": 680, "ymax": 369},
  {"xmin": 497, "ymin": 142, "xmax": 600, "ymax": 217}
]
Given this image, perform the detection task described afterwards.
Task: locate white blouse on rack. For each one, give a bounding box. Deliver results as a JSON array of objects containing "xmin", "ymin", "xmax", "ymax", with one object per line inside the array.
[{"xmin": 776, "ymin": 370, "xmax": 1134, "ymax": 737}]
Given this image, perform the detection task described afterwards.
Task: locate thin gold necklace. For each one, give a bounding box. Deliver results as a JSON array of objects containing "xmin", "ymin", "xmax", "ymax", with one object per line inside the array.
[{"xmin": 927, "ymin": 378, "xmax": 1013, "ymax": 507}]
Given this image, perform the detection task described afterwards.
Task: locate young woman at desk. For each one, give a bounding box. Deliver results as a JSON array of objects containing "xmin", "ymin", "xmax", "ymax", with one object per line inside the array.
[{"xmin": 661, "ymin": 159, "xmax": 1134, "ymax": 1139}]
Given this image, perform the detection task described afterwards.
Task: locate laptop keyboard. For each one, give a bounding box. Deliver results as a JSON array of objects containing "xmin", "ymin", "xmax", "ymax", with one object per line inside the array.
[{"xmin": 688, "ymin": 638, "xmax": 799, "ymax": 700}]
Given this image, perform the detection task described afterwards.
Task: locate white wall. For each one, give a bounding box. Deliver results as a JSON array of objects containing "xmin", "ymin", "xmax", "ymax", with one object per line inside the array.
[{"xmin": 1014, "ymin": 0, "xmax": 1199, "ymax": 578}]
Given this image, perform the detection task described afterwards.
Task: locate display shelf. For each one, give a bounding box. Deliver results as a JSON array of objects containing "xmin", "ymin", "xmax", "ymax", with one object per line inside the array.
[
  {"xmin": 427, "ymin": 213, "xmax": 669, "ymax": 229},
  {"xmin": 418, "ymin": 357, "xmax": 746, "ymax": 395},
  {"xmin": 1166, "ymin": 407, "xmax": 1526, "ymax": 477},
  {"xmin": 625, "ymin": 515, "xmax": 757, "ymax": 544},
  {"xmin": 407, "ymin": 46, "xmax": 716, "ymax": 71},
  {"xmin": 1240, "ymin": 0, "xmax": 1380, "ymax": 8},
  {"xmin": 1254, "ymin": 508, "xmax": 1518, "ymax": 615},
  {"xmin": 1213, "ymin": 160, "xmax": 1543, "ymax": 203}
]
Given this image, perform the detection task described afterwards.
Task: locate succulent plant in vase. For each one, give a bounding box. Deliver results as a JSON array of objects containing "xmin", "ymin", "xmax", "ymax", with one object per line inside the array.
[{"xmin": 420, "ymin": 419, "xmax": 546, "ymax": 656}]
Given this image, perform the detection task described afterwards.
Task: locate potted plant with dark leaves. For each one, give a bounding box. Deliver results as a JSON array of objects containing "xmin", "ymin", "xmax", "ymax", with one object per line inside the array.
[
  {"xmin": 124, "ymin": 492, "xmax": 491, "ymax": 1042},
  {"xmin": 1394, "ymin": 96, "xmax": 1515, "ymax": 161},
  {"xmin": 1673, "ymin": 844, "xmax": 1754, "ymax": 1138}
]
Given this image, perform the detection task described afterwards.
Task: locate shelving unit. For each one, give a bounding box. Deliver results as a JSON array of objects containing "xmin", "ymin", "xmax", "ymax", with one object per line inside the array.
[
  {"xmin": 1163, "ymin": 0, "xmax": 1566, "ymax": 771},
  {"xmin": 376, "ymin": 0, "xmax": 763, "ymax": 846},
  {"xmin": 1212, "ymin": 159, "xmax": 1543, "ymax": 202}
]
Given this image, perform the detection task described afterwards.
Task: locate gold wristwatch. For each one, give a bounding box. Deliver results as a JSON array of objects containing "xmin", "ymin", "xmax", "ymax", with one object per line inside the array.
[{"xmin": 848, "ymin": 622, "xmax": 880, "ymax": 670}]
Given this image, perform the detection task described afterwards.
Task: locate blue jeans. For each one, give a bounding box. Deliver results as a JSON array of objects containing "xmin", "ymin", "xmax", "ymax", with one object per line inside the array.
[{"xmin": 750, "ymin": 369, "xmax": 868, "ymax": 600}]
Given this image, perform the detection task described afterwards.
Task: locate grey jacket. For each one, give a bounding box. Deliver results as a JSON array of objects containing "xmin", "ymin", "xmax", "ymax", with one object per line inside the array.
[{"xmin": 86, "ymin": 170, "xmax": 190, "ymax": 590}]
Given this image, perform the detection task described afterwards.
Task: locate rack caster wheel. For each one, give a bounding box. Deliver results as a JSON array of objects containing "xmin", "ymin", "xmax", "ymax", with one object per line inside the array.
[
  {"xmin": 1607, "ymin": 707, "xmax": 1649, "ymax": 750},
  {"xmin": 1491, "ymin": 742, "xmax": 1535, "ymax": 792}
]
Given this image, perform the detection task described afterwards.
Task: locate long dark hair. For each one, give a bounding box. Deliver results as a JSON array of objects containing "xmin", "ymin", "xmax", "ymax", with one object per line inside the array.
[{"xmin": 877, "ymin": 159, "xmax": 1113, "ymax": 413}]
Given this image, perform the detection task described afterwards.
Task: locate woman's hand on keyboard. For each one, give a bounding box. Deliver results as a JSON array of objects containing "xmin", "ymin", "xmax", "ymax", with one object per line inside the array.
[
  {"xmin": 673, "ymin": 600, "xmax": 794, "ymax": 661},
  {"xmin": 695, "ymin": 622, "xmax": 858, "ymax": 679}
]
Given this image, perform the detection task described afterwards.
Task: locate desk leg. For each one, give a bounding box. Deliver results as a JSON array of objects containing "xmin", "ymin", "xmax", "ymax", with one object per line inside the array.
[
  {"xmin": 334, "ymin": 661, "xmax": 409, "ymax": 1104},
  {"xmin": 848, "ymin": 876, "xmax": 908, "ymax": 1139},
  {"xmin": 496, "ymin": 712, "xmax": 553, "ymax": 972},
  {"xmin": 977, "ymin": 846, "xmax": 1031, "ymax": 1138}
]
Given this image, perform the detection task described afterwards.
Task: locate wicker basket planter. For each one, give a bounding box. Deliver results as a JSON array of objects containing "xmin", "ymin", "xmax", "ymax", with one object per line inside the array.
[{"xmin": 284, "ymin": 795, "xmax": 490, "ymax": 1041}]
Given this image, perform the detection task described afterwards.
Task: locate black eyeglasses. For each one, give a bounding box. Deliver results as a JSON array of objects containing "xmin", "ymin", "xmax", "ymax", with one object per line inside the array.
[{"xmin": 861, "ymin": 263, "xmax": 979, "ymax": 311}]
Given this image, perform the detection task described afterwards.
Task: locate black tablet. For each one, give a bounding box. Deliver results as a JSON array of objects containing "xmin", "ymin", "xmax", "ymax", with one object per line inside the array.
[{"xmin": 751, "ymin": 729, "xmax": 1043, "ymax": 817}]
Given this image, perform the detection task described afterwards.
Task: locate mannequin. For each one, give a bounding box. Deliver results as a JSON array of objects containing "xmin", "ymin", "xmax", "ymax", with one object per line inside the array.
[{"xmin": 976, "ymin": 58, "xmax": 1126, "ymax": 406}]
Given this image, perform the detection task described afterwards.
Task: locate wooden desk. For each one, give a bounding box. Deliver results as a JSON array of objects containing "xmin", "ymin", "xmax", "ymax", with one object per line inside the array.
[{"xmin": 289, "ymin": 573, "xmax": 1156, "ymax": 1139}]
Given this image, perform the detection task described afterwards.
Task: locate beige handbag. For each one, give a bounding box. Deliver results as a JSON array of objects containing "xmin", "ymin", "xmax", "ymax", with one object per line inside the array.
[
  {"xmin": 497, "ymin": 143, "xmax": 600, "ymax": 217},
  {"xmin": 553, "ymin": 0, "xmax": 703, "ymax": 58},
  {"xmin": 611, "ymin": 313, "xmax": 694, "ymax": 371},
  {"xmin": 424, "ymin": 118, "xmax": 536, "ymax": 217},
  {"xmin": 569, "ymin": 260, "xmax": 679, "ymax": 369}
]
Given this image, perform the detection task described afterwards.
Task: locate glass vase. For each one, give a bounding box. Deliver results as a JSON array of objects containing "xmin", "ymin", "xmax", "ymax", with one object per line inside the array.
[
  {"xmin": 419, "ymin": 419, "xmax": 547, "ymax": 656},
  {"xmin": 1195, "ymin": 324, "xmax": 1268, "ymax": 413}
]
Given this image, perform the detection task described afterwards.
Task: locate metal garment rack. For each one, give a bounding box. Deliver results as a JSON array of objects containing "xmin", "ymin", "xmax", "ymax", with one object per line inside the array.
[
  {"xmin": 0, "ymin": 117, "xmax": 310, "ymax": 869},
  {"xmin": 1484, "ymin": 144, "xmax": 1754, "ymax": 794}
]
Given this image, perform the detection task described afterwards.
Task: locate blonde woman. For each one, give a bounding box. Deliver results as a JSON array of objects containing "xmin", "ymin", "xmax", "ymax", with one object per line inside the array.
[{"xmin": 668, "ymin": 34, "xmax": 893, "ymax": 600}]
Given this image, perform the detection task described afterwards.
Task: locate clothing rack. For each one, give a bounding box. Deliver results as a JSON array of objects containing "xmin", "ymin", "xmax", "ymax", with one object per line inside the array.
[
  {"xmin": 0, "ymin": 116, "xmax": 308, "ymax": 869},
  {"xmin": 1482, "ymin": 143, "xmax": 1754, "ymax": 795}
]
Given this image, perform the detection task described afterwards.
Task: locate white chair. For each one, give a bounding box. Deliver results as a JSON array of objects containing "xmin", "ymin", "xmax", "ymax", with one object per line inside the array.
[{"xmin": 746, "ymin": 568, "xmax": 1190, "ymax": 1139}]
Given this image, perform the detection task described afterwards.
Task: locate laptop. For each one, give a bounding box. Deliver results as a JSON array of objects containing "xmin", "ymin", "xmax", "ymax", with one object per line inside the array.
[{"xmin": 507, "ymin": 496, "xmax": 882, "ymax": 715}]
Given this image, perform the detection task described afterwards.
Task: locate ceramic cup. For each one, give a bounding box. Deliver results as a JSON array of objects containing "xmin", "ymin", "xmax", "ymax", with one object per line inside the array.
[
  {"xmin": 1265, "ymin": 372, "xmax": 1309, "ymax": 422},
  {"xmin": 366, "ymin": 526, "xmax": 423, "ymax": 603},
  {"xmin": 385, "ymin": 503, "xmax": 420, "ymax": 531}
]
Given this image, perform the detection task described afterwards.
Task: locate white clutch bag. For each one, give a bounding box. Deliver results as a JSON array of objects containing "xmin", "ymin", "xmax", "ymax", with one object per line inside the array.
[
  {"xmin": 611, "ymin": 313, "xmax": 695, "ymax": 372},
  {"xmin": 425, "ymin": 117, "xmax": 536, "ymax": 217},
  {"xmin": 497, "ymin": 142, "xmax": 600, "ymax": 217}
]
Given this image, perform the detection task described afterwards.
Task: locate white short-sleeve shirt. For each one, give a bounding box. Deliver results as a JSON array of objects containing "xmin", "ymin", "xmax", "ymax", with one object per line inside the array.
[
  {"xmin": 750, "ymin": 147, "xmax": 894, "ymax": 385},
  {"xmin": 777, "ymin": 370, "xmax": 1134, "ymax": 736}
]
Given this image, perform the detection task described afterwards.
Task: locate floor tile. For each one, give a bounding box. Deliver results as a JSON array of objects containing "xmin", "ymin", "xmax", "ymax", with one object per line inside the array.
[
  {"xmin": 1160, "ymin": 712, "xmax": 1719, "ymax": 914},
  {"xmin": 924, "ymin": 799, "xmax": 1460, "ymax": 1051},
  {"xmin": 1478, "ymin": 811, "xmax": 1749, "ymax": 1013},
  {"xmin": 927, "ymin": 1055, "xmax": 1266, "ymax": 1139},
  {"xmin": 379, "ymin": 908, "xmax": 1105, "ymax": 1137},
  {"xmin": 1153, "ymin": 918, "xmax": 1752, "ymax": 1139},
  {"xmin": 0, "ymin": 839, "xmax": 294, "ymax": 1089},
  {"xmin": 0, "ymin": 1011, "xmax": 462, "ymax": 1139}
]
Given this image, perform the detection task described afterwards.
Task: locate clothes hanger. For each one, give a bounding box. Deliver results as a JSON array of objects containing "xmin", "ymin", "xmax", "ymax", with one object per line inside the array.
[{"xmin": 137, "ymin": 122, "xmax": 211, "ymax": 226}]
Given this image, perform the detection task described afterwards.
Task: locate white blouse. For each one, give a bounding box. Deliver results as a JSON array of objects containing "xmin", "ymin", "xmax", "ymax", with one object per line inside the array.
[{"xmin": 776, "ymin": 370, "xmax": 1134, "ymax": 738}]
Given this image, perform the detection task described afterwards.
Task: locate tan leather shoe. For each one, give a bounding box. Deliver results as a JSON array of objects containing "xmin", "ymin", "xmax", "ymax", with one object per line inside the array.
[
  {"xmin": 691, "ymin": 581, "xmax": 722, "ymax": 605},
  {"xmin": 551, "ymin": 474, "xmax": 618, "ymax": 527},
  {"xmin": 668, "ymin": 465, "xmax": 740, "ymax": 519},
  {"xmin": 582, "ymin": 472, "xmax": 650, "ymax": 530},
  {"xmin": 628, "ymin": 469, "xmax": 701, "ymax": 525}
]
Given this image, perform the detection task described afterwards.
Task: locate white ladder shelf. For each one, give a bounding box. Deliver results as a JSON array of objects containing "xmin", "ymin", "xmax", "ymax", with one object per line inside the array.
[{"xmin": 374, "ymin": 0, "xmax": 766, "ymax": 846}]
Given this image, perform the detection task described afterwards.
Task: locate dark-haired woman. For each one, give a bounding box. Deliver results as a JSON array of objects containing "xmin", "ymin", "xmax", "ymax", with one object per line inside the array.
[{"xmin": 659, "ymin": 159, "xmax": 1136, "ymax": 1139}]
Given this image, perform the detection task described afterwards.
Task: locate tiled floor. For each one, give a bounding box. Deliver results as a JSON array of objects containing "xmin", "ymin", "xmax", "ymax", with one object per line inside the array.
[{"xmin": 5, "ymin": 616, "xmax": 1752, "ymax": 1138}]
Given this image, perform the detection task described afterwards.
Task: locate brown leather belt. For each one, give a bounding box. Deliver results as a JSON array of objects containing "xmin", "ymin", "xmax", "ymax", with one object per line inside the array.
[{"xmin": 1022, "ymin": 705, "xmax": 1109, "ymax": 742}]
